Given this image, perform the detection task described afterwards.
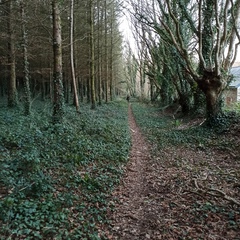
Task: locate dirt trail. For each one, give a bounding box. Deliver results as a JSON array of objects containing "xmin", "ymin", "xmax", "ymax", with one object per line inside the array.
[
  {"xmin": 107, "ymin": 104, "xmax": 154, "ymax": 239},
  {"xmin": 104, "ymin": 103, "xmax": 240, "ymax": 240}
]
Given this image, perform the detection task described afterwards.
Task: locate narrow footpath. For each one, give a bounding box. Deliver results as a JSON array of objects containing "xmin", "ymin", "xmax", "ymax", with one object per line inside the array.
[
  {"xmin": 102, "ymin": 103, "xmax": 240, "ymax": 239},
  {"xmin": 106, "ymin": 104, "xmax": 155, "ymax": 239}
]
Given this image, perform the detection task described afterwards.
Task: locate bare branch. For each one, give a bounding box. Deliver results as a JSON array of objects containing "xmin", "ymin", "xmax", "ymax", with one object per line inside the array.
[
  {"xmin": 224, "ymin": 0, "xmax": 240, "ymax": 69},
  {"xmin": 198, "ymin": 0, "xmax": 206, "ymax": 69},
  {"xmin": 214, "ymin": 0, "xmax": 221, "ymax": 75},
  {"xmin": 193, "ymin": 179, "xmax": 240, "ymax": 206}
]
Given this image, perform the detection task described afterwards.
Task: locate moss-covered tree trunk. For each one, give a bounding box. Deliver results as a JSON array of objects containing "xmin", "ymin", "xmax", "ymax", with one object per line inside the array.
[
  {"xmin": 192, "ymin": 87, "xmax": 205, "ymax": 115},
  {"xmin": 20, "ymin": 0, "xmax": 31, "ymax": 115},
  {"xmin": 197, "ymin": 70, "xmax": 224, "ymax": 123},
  {"xmin": 52, "ymin": 0, "xmax": 64, "ymax": 123}
]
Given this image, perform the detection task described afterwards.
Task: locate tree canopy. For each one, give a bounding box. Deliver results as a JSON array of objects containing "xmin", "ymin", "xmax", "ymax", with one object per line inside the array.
[{"xmin": 125, "ymin": 0, "xmax": 240, "ymax": 124}]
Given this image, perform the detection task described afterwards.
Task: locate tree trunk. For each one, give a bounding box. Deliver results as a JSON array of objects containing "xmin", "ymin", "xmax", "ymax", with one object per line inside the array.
[
  {"xmin": 90, "ymin": 0, "xmax": 96, "ymax": 109},
  {"xmin": 197, "ymin": 70, "xmax": 224, "ymax": 123},
  {"xmin": 192, "ymin": 87, "xmax": 205, "ymax": 115},
  {"xmin": 109, "ymin": 3, "xmax": 114, "ymax": 101},
  {"xmin": 97, "ymin": 0, "xmax": 102, "ymax": 106},
  {"xmin": 104, "ymin": 0, "xmax": 109, "ymax": 103},
  {"xmin": 20, "ymin": 0, "xmax": 31, "ymax": 115},
  {"xmin": 178, "ymin": 93, "xmax": 191, "ymax": 114},
  {"xmin": 69, "ymin": 0, "xmax": 79, "ymax": 112},
  {"xmin": 52, "ymin": 0, "xmax": 64, "ymax": 123},
  {"xmin": 7, "ymin": 0, "xmax": 18, "ymax": 107}
]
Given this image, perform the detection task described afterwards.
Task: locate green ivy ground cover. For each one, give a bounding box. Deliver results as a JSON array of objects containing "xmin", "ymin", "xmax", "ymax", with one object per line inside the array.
[
  {"xmin": 0, "ymin": 100, "xmax": 130, "ymax": 239},
  {"xmin": 131, "ymin": 102, "xmax": 239, "ymax": 150}
]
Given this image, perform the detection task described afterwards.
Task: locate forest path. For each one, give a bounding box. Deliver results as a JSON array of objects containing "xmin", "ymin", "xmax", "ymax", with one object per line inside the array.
[
  {"xmin": 102, "ymin": 103, "xmax": 240, "ymax": 239},
  {"xmin": 105, "ymin": 103, "xmax": 158, "ymax": 239}
]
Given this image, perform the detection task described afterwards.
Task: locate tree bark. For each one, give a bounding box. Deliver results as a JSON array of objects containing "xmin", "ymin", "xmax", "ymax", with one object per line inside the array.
[
  {"xmin": 109, "ymin": 3, "xmax": 114, "ymax": 101},
  {"xmin": 97, "ymin": 0, "xmax": 102, "ymax": 106},
  {"xmin": 7, "ymin": 0, "xmax": 18, "ymax": 107},
  {"xmin": 69, "ymin": 0, "xmax": 79, "ymax": 112},
  {"xmin": 52, "ymin": 0, "xmax": 64, "ymax": 123},
  {"xmin": 197, "ymin": 70, "xmax": 224, "ymax": 122},
  {"xmin": 104, "ymin": 0, "xmax": 109, "ymax": 103},
  {"xmin": 20, "ymin": 0, "xmax": 31, "ymax": 115},
  {"xmin": 90, "ymin": 0, "xmax": 96, "ymax": 109}
]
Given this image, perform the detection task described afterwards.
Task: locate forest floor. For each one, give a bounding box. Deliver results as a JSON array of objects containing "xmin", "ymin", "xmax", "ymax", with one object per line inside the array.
[
  {"xmin": 0, "ymin": 100, "xmax": 239, "ymax": 239},
  {"xmin": 102, "ymin": 103, "xmax": 240, "ymax": 240}
]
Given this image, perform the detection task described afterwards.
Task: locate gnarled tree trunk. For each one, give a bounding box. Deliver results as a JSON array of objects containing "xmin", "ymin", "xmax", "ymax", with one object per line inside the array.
[{"xmin": 197, "ymin": 70, "xmax": 225, "ymax": 123}]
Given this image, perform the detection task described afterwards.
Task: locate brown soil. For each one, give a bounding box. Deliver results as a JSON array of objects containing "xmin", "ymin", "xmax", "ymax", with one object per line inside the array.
[
  {"xmin": 103, "ymin": 104, "xmax": 240, "ymax": 240},
  {"xmin": 107, "ymin": 104, "xmax": 153, "ymax": 239}
]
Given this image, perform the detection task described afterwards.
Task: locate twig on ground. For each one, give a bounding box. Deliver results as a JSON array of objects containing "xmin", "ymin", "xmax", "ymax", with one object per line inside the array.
[
  {"xmin": 193, "ymin": 178, "xmax": 200, "ymax": 189},
  {"xmin": 19, "ymin": 182, "xmax": 35, "ymax": 192},
  {"xmin": 199, "ymin": 119, "xmax": 206, "ymax": 126},
  {"xmin": 192, "ymin": 178, "xmax": 240, "ymax": 206},
  {"xmin": 207, "ymin": 188, "xmax": 240, "ymax": 206}
]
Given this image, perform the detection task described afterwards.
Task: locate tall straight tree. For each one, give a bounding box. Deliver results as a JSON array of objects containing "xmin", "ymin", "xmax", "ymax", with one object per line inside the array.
[
  {"xmin": 89, "ymin": 0, "xmax": 96, "ymax": 109},
  {"xmin": 96, "ymin": 0, "xmax": 103, "ymax": 105},
  {"xmin": 104, "ymin": 0, "xmax": 109, "ymax": 103},
  {"xmin": 109, "ymin": 2, "xmax": 114, "ymax": 101},
  {"xmin": 0, "ymin": 0, "xmax": 126, "ymax": 112},
  {"xmin": 7, "ymin": 0, "xmax": 18, "ymax": 107},
  {"xmin": 108, "ymin": 1, "xmax": 123, "ymax": 101},
  {"xmin": 52, "ymin": 0, "xmax": 64, "ymax": 122},
  {"xmin": 20, "ymin": 0, "xmax": 31, "ymax": 115},
  {"xmin": 69, "ymin": 0, "xmax": 79, "ymax": 112}
]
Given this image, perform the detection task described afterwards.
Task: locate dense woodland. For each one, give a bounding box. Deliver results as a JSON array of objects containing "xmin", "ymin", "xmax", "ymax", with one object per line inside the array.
[
  {"xmin": 0, "ymin": 0, "xmax": 125, "ymax": 120},
  {"xmin": 0, "ymin": 0, "xmax": 240, "ymax": 123},
  {"xmin": 0, "ymin": 0, "xmax": 240, "ymax": 239}
]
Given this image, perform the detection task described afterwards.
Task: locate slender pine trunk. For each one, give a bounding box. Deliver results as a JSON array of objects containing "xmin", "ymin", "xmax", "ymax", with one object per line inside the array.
[
  {"xmin": 7, "ymin": 0, "xmax": 18, "ymax": 107},
  {"xmin": 90, "ymin": 0, "xmax": 96, "ymax": 109},
  {"xmin": 52, "ymin": 0, "xmax": 64, "ymax": 123},
  {"xmin": 20, "ymin": 0, "xmax": 31, "ymax": 115},
  {"xmin": 70, "ymin": 0, "xmax": 79, "ymax": 112}
]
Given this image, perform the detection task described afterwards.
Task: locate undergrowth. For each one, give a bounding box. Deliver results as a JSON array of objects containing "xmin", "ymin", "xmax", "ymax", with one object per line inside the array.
[
  {"xmin": 131, "ymin": 102, "xmax": 239, "ymax": 152},
  {"xmin": 0, "ymin": 100, "xmax": 130, "ymax": 239}
]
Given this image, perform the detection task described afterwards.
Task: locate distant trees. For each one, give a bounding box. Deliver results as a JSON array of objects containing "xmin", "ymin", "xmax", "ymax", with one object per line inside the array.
[
  {"xmin": 124, "ymin": 43, "xmax": 138, "ymax": 97},
  {"xmin": 0, "ymin": 0, "xmax": 124, "ymax": 120},
  {"xmin": 128, "ymin": 0, "xmax": 240, "ymax": 123}
]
